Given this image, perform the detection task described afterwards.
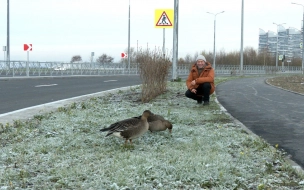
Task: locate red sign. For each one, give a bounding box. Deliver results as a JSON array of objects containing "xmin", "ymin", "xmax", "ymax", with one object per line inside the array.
[
  {"xmin": 121, "ymin": 52, "xmax": 128, "ymax": 58},
  {"xmin": 24, "ymin": 44, "xmax": 32, "ymax": 51}
]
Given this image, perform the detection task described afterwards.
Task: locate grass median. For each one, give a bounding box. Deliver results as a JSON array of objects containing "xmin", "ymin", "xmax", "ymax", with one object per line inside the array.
[{"xmin": 0, "ymin": 76, "xmax": 304, "ymax": 189}]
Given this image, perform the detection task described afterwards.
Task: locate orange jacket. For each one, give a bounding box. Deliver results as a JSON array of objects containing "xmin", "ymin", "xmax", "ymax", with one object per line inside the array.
[{"xmin": 186, "ymin": 62, "xmax": 215, "ymax": 94}]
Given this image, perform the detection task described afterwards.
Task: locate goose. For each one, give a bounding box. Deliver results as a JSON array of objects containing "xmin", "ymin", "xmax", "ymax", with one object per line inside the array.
[
  {"xmin": 149, "ymin": 119, "xmax": 173, "ymax": 133},
  {"xmin": 100, "ymin": 110, "xmax": 152, "ymax": 145},
  {"xmin": 134, "ymin": 112, "xmax": 173, "ymax": 133}
]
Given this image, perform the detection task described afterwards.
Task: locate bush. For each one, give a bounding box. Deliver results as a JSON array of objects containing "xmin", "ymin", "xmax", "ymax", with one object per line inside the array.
[{"xmin": 137, "ymin": 48, "xmax": 171, "ymax": 102}]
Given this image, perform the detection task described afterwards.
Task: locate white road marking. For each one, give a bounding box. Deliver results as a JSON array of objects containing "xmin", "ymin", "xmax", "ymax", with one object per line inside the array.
[
  {"xmin": 104, "ymin": 80, "xmax": 117, "ymax": 82},
  {"xmin": 35, "ymin": 84, "xmax": 58, "ymax": 87}
]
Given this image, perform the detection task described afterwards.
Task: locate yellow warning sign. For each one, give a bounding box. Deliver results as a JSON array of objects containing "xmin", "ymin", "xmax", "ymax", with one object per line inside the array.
[{"xmin": 154, "ymin": 9, "xmax": 174, "ymax": 28}]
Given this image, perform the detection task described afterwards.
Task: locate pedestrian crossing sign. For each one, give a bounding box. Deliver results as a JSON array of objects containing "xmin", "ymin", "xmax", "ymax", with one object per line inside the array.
[{"xmin": 155, "ymin": 9, "xmax": 174, "ymax": 28}]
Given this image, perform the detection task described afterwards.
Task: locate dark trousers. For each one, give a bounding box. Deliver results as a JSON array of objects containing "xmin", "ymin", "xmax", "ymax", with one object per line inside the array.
[{"xmin": 185, "ymin": 82, "xmax": 211, "ymax": 102}]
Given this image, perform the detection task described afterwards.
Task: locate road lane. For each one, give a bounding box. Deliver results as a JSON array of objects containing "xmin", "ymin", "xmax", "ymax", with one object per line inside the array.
[{"xmin": 0, "ymin": 75, "xmax": 141, "ymax": 114}]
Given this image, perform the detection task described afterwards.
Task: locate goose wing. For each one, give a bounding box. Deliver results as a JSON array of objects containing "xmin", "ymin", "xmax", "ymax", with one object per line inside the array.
[{"xmin": 101, "ymin": 117, "xmax": 142, "ymax": 136}]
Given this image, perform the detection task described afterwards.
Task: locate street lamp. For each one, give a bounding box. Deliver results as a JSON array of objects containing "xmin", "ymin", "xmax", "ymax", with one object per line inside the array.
[
  {"xmin": 273, "ymin": 22, "xmax": 286, "ymax": 69},
  {"xmin": 206, "ymin": 11, "xmax": 224, "ymax": 70},
  {"xmin": 7, "ymin": 0, "xmax": 10, "ymax": 65},
  {"xmin": 127, "ymin": 0, "xmax": 131, "ymax": 74},
  {"xmin": 291, "ymin": 2, "xmax": 304, "ymax": 74}
]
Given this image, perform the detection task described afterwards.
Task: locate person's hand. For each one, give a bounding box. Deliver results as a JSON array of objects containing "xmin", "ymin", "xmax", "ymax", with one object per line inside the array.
[
  {"xmin": 191, "ymin": 80, "xmax": 196, "ymax": 86},
  {"xmin": 191, "ymin": 89, "xmax": 197, "ymax": 94}
]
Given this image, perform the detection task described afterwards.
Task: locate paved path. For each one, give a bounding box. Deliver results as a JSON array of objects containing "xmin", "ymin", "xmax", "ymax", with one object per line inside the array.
[{"xmin": 216, "ymin": 76, "xmax": 304, "ymax": 169}]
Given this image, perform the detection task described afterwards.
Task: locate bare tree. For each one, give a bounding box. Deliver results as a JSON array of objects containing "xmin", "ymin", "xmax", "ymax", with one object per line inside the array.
[
  {"xmin": 178, "ymin": 53, "xmax": 197, "ymax": 66},
  {"xmin": 257, "ymin": 47, "xmax": 271, "ymax": 66},
  {"xmin": 70, "ymin": 55, "xmax": 82, "ymax": 63},
  {"xmin": 184, "ymin": 54, "xmax": 194, "ymax": 64},
  {"xmin": 96, "ymin": 54, "xmax": 114, "ymax": 66},
  {"xmin": 225, "ymin": 51, "xmax": 239, "ymax": 65},
  {"xmin": 244, "ymin": 47, "xmax": 258, "ymax": 65},
  {"xmin": 178, "ymin": 58, "xmax": 186, "ymax": 65}
]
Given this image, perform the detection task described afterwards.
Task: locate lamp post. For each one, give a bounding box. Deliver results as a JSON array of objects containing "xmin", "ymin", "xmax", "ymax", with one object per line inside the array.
[
  {"xmin": 172, "ymin": 0, "xmax": 179, "ymax": 81},
  {"xmin": 206, "ymin": 11, "xmax": 224, "ymax": 70},
  {"xmin": 7, "ymin": 0, "xmax": 10, "ymax": 66},
  {"xmin": 273, "ymin": 22, "xmax": 286, "ymax": 70},
  {"xmin": 127, "ymin": 0, "xmax": 131, "ymax": 74},
  {"xmin": 291, "ymin": 2, "xmax": 304, "ymax": 74},
  {"xmin": 240, "ymin": 0, "xmax": 244, "ymax": 75}
]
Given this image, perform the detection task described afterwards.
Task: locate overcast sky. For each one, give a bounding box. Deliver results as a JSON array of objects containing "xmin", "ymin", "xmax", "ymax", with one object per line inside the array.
[{"xmin": 0, "ymin": 0, "xmax": 303, "ymax": 62}]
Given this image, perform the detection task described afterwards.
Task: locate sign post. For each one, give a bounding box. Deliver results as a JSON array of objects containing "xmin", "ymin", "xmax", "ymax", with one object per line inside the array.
[
  {"xmin": 91, "ymin": 52, "xmax": 94, "ymax": 69},
  {"xmin": 24, "ymin": 44, "xmax": 32, "ymax": 77},
  {"xmin": 91, "ymin": 52, "xmax": 94, "ymax": 62},
  {"xmin": 3, "ymin": 46, "xmax": 6, "ymax": 63},
  {"xmin": 121, "ymin": 52, "xmax": 128, "ymax": 74},
  {"xmin": 279, "ymin": 54, "xmax": 285, "ymax": 72},
  {"xmin": 287, "ymin": 60, "xmax": 291, "ymax": 71}
]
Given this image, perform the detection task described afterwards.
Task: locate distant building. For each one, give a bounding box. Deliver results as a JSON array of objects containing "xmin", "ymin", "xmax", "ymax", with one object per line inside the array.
[{"xmin": 258, "ymin": 24, "xmax": 303, "ymax": 61}]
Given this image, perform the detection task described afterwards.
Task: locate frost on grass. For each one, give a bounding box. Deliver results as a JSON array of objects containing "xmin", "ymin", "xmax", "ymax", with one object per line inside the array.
[{"xmin": 0, "ymin": 80, "xmax": 304, "ymax": 189}]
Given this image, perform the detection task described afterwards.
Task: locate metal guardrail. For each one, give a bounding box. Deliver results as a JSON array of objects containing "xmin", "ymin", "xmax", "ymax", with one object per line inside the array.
[
  {"xmin": 0, "ymin": 61, "xmax": 137, "ymax": 77},
  {"xmin": 174, "ymin": 64, "xmax": 302, "ymax": 75},
  {"xmin": 0, "ymin": 61, "xmax": 302, "ymax": 77}
]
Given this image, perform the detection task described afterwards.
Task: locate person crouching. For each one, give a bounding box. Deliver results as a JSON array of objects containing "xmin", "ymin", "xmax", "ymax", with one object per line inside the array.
[{"xmin": 185, "ymin": 55, "xmax": 215, "ymax": 105}]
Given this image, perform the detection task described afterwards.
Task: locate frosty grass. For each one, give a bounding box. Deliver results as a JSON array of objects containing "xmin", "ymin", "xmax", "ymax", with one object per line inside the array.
[{"xmin": 1, "ymin": 77, "xmax": 304, "ymax": 189}]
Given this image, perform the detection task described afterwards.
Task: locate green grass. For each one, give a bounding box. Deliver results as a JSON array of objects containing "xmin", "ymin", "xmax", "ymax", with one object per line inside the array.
[{"xmin": 0, "ymin": 76, "xmax": 304, "ymax": 189}]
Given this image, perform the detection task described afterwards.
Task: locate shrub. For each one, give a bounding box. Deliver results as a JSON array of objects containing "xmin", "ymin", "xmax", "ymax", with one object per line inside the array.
[{"xmin": 137, "ymin": 48, "xmax": 171, "ymax": 102}]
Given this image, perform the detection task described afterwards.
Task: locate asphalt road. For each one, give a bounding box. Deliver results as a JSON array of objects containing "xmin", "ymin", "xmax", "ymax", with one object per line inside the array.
[
  {"xmin": 0, "ymin": 75, "xmax": 142, "ymax": 114},
  {"xmin": 216, "ymin": 76, "xmax": 304, "ymax": 169}
]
